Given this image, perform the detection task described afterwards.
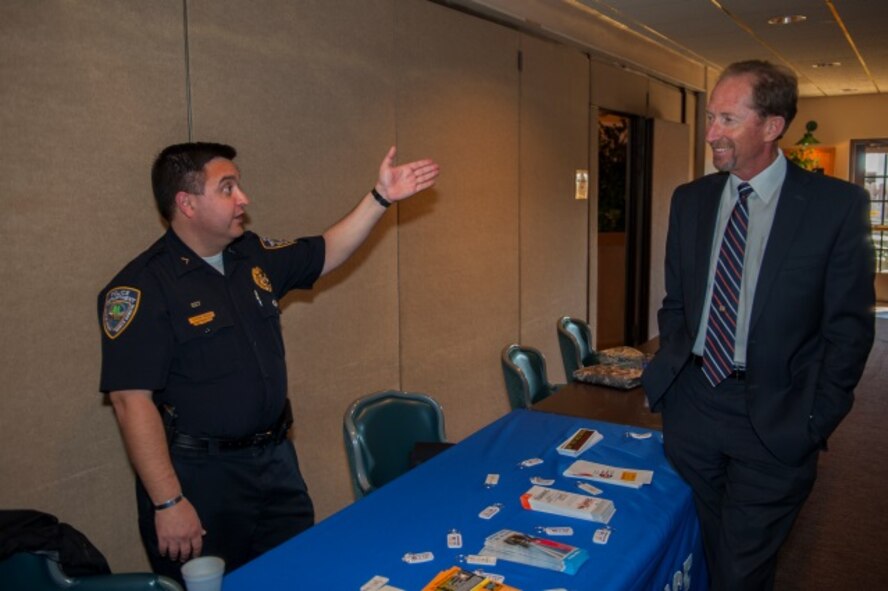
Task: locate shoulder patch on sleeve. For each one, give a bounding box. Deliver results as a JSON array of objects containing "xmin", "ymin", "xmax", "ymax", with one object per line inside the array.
[
  {"xmin": 103, "ymin": 286, "xmax": 141, "ymax": 340},
  {"xmin": 259, "ymin": 236, "xmax": 296, "ymax": 250}
]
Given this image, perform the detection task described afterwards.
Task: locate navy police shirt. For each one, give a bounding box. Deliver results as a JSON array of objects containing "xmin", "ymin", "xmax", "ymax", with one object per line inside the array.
[{"xmin": 98, "ymin": 229, "xmax": 324, "ymax": 438}]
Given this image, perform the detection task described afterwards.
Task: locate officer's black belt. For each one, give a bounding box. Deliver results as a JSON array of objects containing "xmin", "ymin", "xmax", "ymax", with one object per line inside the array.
[
  {"xmin": 692, "ymin": 354, "xmax": 746, "ymax": 381},
  {"xmin": 171, "ymin": 401, "xmax": 293, "ymax": 452}
]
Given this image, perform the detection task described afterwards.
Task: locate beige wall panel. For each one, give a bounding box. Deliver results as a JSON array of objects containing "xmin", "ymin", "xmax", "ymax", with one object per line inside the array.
[
  {"xmin": 587, "ymin": 104, "xmax": 601, "ymax": 347},
  {"xmin": 396, "ymin": 0, "xmax": 520, "ymax": 439},
  {"xmin": 703, "ymin": 66, "xmax": 721, "ymax": 175},
  {"xmin": 0, "ymin": 0, "xmax": 188, "ymax": 572},
  {"xmin": 519, "ymin": 36, "xmax": 590, "ymax": 383},
  {"xmin": 687, "ymin": 92, "xmax": 701, "ymax": 179},
  {"xmin": 187, "ymin": 0, "xmax": 398, "ymax": 519},
  {"xmin": 590, "ymin": 60, "xmax": 648, "ymax": 116},
  {"xmin": 648, "ymin": 79, "xmax": 683, "ymax": 123},
  {"xmin": 649, "ymin": 119, "xmax": 691, "ymax": 336}
]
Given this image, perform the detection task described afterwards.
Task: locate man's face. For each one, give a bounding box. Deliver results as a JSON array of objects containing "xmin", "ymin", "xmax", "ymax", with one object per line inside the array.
[
  {"xmin": 190, "ymin": 157, "xmax": 250, "ymax": 252},
  {"xmin": 705, "ymin": 74, "xmax": 784, "ymax": 180}
]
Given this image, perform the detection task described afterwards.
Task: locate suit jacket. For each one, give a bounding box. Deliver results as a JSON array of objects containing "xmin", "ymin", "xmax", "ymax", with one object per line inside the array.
[{"xmin": 642, "ymin": 161, "xmax": 875, "ymax": 465}]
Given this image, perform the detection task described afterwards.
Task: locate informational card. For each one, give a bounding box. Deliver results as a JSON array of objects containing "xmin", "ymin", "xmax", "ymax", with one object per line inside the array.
[
  {"xmin": 520, "ymin": 485, "xmax": 616, "ymax": 524},
  {"xmin": 563, "ymin": 460, "xmax": 653, "ymax": 489},
  {"xmin": 479, "ymin": 529, "xmax": 589, "ymax": 575},
  {"xmin": 556, "ymin": 428, "xmax": 603, "ymax": 457}
]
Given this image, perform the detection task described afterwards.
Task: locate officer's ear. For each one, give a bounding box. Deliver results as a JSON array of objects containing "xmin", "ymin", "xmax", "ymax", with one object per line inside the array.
[{"xmin": 175, "ymin": 191, "xmax": 197, "ymax": 219}]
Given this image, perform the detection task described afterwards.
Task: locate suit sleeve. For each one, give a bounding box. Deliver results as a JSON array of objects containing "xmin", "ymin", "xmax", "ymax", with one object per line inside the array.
[
  {"xmin": 810, "ymin": 184, "xmax": 875, "ymax": 442},
  {"xmin": 642, "ymin": 188, "xmax": 695, "ymax": 409}
]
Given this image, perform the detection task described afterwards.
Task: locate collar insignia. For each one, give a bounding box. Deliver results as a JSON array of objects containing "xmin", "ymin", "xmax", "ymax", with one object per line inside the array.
[
  {"xmin": 260, "ymin": 236, "xmax": 295, "ymax": 250},
  {"xmin": 252, "ymin": 266, "xmax": 273, "ymax": 292},
  {"xmin": 103, "ymin": 287, "xmax": 141, "ymax": 340},
  {"xmin": 180, "ymin": 256, "xmax": 190, "ymax": 265}
]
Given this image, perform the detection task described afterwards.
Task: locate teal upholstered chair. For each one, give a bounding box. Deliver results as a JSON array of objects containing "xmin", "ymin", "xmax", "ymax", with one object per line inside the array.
[
  {"xmin": 343, "ymin": 390, "xmax": 447, "ymax": 500},
  {"xmin": 0, "ymin": 552, "xmax": 183, "ymax": 591},
  {"xmin": 501, "ymin": 344, "xmax": 558, "ymax": 409},
  {"xmin": 557, "ymin": 316, "xmax": 598, "ymax": 382}
]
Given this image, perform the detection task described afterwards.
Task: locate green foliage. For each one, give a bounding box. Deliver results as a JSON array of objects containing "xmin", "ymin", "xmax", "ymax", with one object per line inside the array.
[{"xmin": 787, "ymin": 147, "xmax": 819, "ymax": 171}]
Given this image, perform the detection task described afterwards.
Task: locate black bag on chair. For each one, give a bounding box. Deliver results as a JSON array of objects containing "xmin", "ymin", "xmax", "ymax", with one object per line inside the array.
[{"xmin": 0, "ymin": 510, "xmax": 111, "ymax": 577}]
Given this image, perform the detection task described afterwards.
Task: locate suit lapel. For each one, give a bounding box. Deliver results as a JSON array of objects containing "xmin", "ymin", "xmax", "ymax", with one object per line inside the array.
[
  {"xmin": 690, "ymin": 174, "xmax": 728, "ymax": 336},
  {"xmin": 749, "ymin": 164, "xmax": 810, "ymax": 332}
]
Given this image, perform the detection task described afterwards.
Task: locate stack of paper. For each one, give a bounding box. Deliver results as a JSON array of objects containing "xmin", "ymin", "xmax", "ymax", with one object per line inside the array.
[
  {"xmin": 563, "ymin": 460, "xmax": 654, "ymax": 489},
  {"xmin": 556, "ymin": 427, "xmax": 603, "ymax": 456},
  {"xmin": 520, "ymin": 485, "xmax": 616, "ymax": 524},
  {"xmin": 479, "ymin": 529, "xmax": 589, "ymax": 575},
  {"xmin": 422, "ymin": 566, "xmax": 520, "ymax": 591}
]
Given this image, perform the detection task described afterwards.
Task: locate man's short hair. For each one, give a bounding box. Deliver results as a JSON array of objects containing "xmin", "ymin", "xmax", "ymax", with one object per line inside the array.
[
  {"xmin": 719, "ymin": 60, "xmax": 798, "ymax": 137},
  {"xmin": 151, "ymin": 142, "xmax": 237, "ymax": 221}
]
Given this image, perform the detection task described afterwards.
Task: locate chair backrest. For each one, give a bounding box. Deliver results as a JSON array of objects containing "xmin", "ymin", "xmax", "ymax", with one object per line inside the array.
[
  {"xmin": 557, "ymin": 316, "xmax": 597, "ymax": 381},
  {"xmin": 501, "ymin": 344, "xmax": 555, "ymax": 409},
  {"xmin": 0, "ymin": 552, "xmax": 183, "ymax": 591},
  {"xmin": 343, "ymin": 390, "xmax": 446, "ymax": 499}
]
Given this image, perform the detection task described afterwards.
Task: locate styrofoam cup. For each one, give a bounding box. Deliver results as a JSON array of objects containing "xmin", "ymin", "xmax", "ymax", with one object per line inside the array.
[{"xmin": 181, "ymin": 556, "xmax": 225, "ymax": 591}]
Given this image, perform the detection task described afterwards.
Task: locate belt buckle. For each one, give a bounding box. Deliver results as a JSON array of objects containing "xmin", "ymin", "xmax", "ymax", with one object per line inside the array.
[{"xmin": 252, "ymin": 430, "xmax": 273, "ymax": 447}]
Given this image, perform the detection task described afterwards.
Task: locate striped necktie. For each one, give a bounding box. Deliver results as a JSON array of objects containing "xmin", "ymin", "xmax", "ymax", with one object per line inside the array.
[{"xmin": 701, "ymin": 182, "xmax": 752, "ymax": 387}]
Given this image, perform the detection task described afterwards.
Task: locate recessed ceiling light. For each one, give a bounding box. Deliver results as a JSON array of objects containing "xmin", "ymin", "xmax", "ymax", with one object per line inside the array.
[
  {"xmin": 768, "ymin": 15, "xmax": 807, "ymax": 25},
  {"xmin": 812, "ymin": 62, "xmax": 842, "ymax": 68}
]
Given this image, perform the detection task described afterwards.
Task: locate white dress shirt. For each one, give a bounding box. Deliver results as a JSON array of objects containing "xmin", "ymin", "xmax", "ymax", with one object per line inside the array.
[{"xmin": 693, "ymin": 151, "xmax": 788, "ymax": 367}]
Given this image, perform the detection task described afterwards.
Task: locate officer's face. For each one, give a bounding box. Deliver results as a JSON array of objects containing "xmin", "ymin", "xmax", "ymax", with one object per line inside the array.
[
  {"xmin": 705, "ymin": 74, "xmax": 785, "ymax": 181},
  {"xmin": 191, "ymin": 157, "xmax": 251, "ymax": 250}
]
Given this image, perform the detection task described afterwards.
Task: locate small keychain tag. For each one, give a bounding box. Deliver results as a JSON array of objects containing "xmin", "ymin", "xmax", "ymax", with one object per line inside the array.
[
  {"xmin": 628, "ymin": 431, "xmax": 653, "ymax": 440},
  {"xmin": 578, "ymin": 482, "xmax": 603, "ymax": 495},
  {"xmin": 520, "ymin": 458, "xmax": 544, "ymax": 468},
  {"xmin": 466, "ymin": 554, "xmax": 497, "ymax": 566},
  {"xmin": 543, "ymin": 526, "xmax": 574, "ymax": 536},
  {"xmin": 479, "ymin": 504, "xmax": 501, "ymax": 519},
  {"xmin": 531, "ymin": 476, "xmax": 555, "ymax": 486},
  {"xmin": 593, "ymin": 528, "xmax": 612, "ymax": 544},
  {"xmin": 447, "ymin": 530, "xmax": 463, "ymax": 549},
  {"xmin": 402, "ymin": 551, "xmax": 434, "ymax": 564}
]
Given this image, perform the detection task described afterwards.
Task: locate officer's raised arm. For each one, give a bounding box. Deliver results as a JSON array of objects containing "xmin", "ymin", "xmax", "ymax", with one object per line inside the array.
[{"xmin": 321, "ymin": 146, "xmax": 439, "ymax": 276}]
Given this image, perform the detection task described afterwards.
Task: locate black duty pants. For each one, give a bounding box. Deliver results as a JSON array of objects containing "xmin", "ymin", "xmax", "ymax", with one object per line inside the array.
[{"xmin": 136, "ymin": 438, "xmax": 314, "ymax": 584}]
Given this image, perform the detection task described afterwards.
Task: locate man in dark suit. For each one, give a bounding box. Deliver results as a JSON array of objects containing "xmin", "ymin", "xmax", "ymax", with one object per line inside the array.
[{"xmin": 642, "ymin": 60, "xmax": 875, "ymax": 590}]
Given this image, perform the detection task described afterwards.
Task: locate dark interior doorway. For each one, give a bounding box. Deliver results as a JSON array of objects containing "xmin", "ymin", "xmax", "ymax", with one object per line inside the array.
[{"xmin": 597, "ymin": 110, "xmax": 651, "ymax": 348}]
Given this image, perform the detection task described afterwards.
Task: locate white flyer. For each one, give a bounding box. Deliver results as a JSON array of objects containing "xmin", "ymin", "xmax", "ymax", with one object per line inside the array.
[{"xmin": 563, "ymin": 459, "xmax": 653, "ymax": 489}]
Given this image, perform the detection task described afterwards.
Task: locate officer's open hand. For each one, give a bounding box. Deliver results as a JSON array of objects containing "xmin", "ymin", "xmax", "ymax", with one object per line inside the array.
[
  {"xmin": 375, "ymin": 146, "xmax": 440, "ymax": 203},
  {"xmin": 155, "ymin": 497, "xmax": 205, "ymax": 563}
]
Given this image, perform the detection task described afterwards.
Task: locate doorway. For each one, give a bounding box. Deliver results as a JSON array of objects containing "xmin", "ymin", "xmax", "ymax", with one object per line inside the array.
[{"xmin": 596, "ymin": 111, "xmax": 651, "ymax": 348}]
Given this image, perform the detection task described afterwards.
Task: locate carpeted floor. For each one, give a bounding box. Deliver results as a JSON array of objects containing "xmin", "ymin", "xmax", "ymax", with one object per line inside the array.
[{"xmin": 774, "ymin": 316, "xmax": 888, "ymax": 590}]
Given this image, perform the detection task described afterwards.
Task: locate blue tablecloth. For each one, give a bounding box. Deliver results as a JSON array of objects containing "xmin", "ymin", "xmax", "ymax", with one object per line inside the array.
[{"xmin": 224, "ymin": 409, "xmax": 706, "ymax": 590}]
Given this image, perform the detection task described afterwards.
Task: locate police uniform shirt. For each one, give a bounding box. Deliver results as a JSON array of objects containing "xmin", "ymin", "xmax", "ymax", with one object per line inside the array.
[{"xmin": 99, "ymin": 229, "xmax": 324, "ymax": 439}]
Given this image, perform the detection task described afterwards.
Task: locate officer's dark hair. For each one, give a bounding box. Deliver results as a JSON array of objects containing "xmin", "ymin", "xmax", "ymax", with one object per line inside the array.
[
  {"xmin": 151, "ymin": 142, "xmax": 237, "ymax": 221},
  {"xmin": 718, "ymin": 60, "xmax": 798, "ymax": 139}
]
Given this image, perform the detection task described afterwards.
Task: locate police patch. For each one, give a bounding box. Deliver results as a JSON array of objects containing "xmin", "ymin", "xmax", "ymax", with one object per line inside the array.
[
  {"xmin": 103, "ymin": 287, "xmax": 141, "ymax": 339},
  {"xmin": 260, "ymin": 236, "xmax": 295, "ymax": 250},
  {"xmin": 252, "ymin": 266, "xmax": 273, "ymax": 292}
]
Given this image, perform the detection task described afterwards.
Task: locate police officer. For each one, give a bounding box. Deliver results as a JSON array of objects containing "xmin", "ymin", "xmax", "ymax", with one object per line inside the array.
[{"xmin": 98, "ymin": 142, "xmax": 439, "ymax": 581}]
